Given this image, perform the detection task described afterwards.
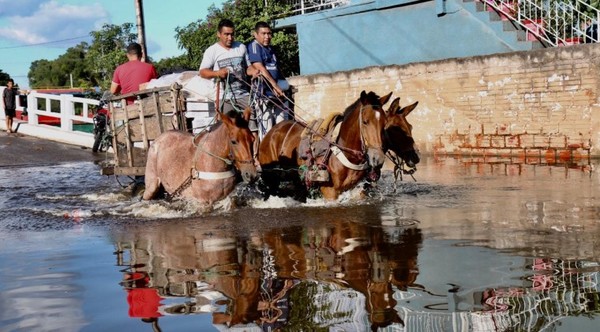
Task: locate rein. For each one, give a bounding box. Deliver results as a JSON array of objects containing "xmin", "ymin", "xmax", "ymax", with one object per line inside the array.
[
  {"xmin": 385, "ymin": 150, "xmax": 417, "ymax": 189},
  {"xmin": 192, "ymin": 125, "xmax": 254, "ymax": 173}
]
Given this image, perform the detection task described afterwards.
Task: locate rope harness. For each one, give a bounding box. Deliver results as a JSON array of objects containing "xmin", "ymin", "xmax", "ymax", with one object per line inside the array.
[
  {"xmin": 167, "ymin": 129, "xmax": 239, "ymax": 200},
  {"xmin": 312, "ymin": 105, "xmax": 382, "ymax": 172},
  {"xmin": 385, "ymin": 150, "xmax": 417, "ymax": 192},
  {"xmin": 185, "ymin": 70, "xmax": 409, "ymax": 193},
  {"xmin": 167, "ymin": 76, "xmax": 253, "ymax": 199}
]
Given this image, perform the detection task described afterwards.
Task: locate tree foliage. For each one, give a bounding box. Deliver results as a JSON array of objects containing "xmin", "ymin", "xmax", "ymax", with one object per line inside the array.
[
  {"xmin": 171, "ymin": 0, "xmax": 299, "ymax": 77},
  {"xmin": 86, "ymin": 23, "xmax": 138, "ymax": 89},
  {"xmin": 0, "ymin": 69, "xmax": 11, "ymax": 86},
  {"xmin": 27, "ymin": 42, "xmax": 92, "ymax": 89},
  {"xmin": 26, "ymin": 1, "xmax": 299, "ymax": 89},
  {"xmin": 28, "ymin": 59, "xmax": 55, "ymax": 88},
  {"xmin": 26, "ymin": 23, "xmax": 136, "ymax": 90}
]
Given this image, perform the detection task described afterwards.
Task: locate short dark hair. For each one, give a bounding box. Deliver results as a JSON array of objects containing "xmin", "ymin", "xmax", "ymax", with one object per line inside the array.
[
  {"xmin": 254, "ymin": 21, "xmax": 271, "ymax": 31},
  {"xmin": 7, "ymin": 78, "xmax": 14, "ymax": 84},
  {"xmin": 126, "ymin": 43, "xmax": 142, "ymax": 56},
  {"xmin": 218, "ymin": 19, "xmax": 235, "ymax": 32}
]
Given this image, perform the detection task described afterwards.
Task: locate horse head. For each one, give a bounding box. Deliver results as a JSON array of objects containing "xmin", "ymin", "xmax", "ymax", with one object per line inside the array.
[
  {"xmin": 384, "ymin": 98, "xmax": 420, "ymax": 168},
  {"xmin": 342, "ymin": 90, "xmax": 392, "ymax": 175},
  {"xmin": 220, "ymin": 108, "xmax": 258, "ymax": 183}
]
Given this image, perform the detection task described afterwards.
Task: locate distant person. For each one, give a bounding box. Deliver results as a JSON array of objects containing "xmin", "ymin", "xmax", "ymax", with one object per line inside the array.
[
  {"xmin": 247, "ymin": 21, "xmax": 290, "ymax": 150},
  {"xmin": 199, "ymin": 19, "xmax": 257, "ymax": 122},
  {"xmin": 585, "ymin": 20, "xmax": 598, "ymax": 43},
  {"xmin": 2, "ymin": 78, "xmax": 17, "ymax": 133},
  {"xmin": 110, "ymin": 42, "xmax": 158, "ymax": 104}
]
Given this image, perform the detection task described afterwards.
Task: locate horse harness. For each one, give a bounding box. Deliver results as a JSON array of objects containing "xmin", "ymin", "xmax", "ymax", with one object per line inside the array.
[
  {"xmin": 300, "ymin": 105, "xmax": 383, "ymax": 174},
  {"xmin": 168, "ymin": 126, "xmax": 253, "ymax": 199}
]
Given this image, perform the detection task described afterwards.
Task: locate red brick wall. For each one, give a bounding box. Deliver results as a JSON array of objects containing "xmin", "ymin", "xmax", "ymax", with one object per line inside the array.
[{"xmin": 288, "ymin": 44, "xmax": 600, "ymax": 161}]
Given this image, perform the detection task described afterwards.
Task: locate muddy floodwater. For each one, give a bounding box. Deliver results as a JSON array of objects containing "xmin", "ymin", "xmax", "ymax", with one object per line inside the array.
[{"xmin": 1, "ymin": 156, "xmax": 599, "ymax": 332}]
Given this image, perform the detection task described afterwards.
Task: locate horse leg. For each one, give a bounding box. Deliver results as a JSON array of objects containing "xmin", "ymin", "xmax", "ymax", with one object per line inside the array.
[
  {"xmin": 142, "ymin": 147, "xmax": 161, "ymax": 200},
  {"xmin": 143, "ymin": 177, "xmax": 161, "ymax": 200},
  {"xmin": 320, "ymin": 186, "xmax": 339, "ymax": 201}
]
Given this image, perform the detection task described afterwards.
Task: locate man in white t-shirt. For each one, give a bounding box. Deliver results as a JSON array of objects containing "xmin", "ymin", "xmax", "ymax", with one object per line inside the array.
[{"xmin": 199, "ymin": 19, "xmax": 257, "ymax": 132}]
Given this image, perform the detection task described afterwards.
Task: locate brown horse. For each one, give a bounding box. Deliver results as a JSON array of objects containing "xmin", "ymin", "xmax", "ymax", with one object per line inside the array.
[
  {"xmin": 143, "ymin": 108, "xmax": 258, "ymax": 205},
  {"xmin": 384, "ymin": 98, "xmax": 420, "ymax": 171},
  {"xmin": 258, "ymin": 91, "xmax": 392, "ymax": 201}
]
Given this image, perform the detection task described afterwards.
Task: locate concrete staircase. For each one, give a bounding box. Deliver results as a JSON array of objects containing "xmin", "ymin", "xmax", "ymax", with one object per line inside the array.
[{"xmin": 461, "ymin": 0, "xmax": 545, "ymax": 51}]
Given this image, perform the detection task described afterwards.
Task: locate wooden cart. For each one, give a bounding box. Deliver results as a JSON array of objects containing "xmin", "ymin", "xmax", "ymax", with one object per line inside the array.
[{"xmin": 100, "ymin": 83, "xmax": 215, "ymax": 176}]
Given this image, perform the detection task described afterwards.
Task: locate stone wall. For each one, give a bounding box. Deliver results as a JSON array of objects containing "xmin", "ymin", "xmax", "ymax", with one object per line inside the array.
[{"xmin": 287, "ymin": 44, "xmax": 600, "ymax": 160}]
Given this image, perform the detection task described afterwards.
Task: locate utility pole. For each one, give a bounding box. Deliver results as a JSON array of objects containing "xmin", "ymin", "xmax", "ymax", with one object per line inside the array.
[{"xmin": 134, "ymin": 0, "xmax": 148, "ymax": 62}]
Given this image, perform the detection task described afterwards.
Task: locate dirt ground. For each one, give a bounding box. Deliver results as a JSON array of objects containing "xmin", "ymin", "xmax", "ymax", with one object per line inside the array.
[{"xmin": 0, "ymin": 131, "xmax": 105, "ymax": 167}]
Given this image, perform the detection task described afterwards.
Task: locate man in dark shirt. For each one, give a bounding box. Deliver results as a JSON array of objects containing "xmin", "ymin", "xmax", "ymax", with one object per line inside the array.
[
  {"xmin": 247, "ymin": 21, "xmax": 290, "ymax": 157},
  {"xmin": 2, "ymin": 79, "xmax": 17, "ymax": 133}
]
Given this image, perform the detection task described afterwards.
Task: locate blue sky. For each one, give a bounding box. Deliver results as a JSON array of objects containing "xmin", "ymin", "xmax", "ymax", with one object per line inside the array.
[{"xmin": 0, "ymin": 0, "xmax": 225, "ymax": 88}]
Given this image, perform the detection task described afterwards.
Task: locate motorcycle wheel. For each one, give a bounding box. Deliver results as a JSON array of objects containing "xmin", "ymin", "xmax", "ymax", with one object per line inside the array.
[
  {"xmin": 99, "ymin": 134, "xmax": 112, "ymax": 152},
  {"xmin": 92, "ymin": 131, "xmax": 103, "ymax": 152}
]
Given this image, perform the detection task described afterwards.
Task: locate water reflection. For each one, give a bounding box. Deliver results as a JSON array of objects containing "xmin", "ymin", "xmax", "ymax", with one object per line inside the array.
[
  {"xmin": 395, "ymin": 256, "xmax": 600, "ymax": 331},
  {"xmin": 111, "ymin": 206, "xmax": 422, "ymax": 331},
  {"xmin": 0, "ymin": 236, "xmax": 87, "ymax": 332},
  {"xmin": 110, "ymin": 202, "xmax": 600, "ymax": 331},
  {"xmin": 2, "ymin": 158, "xmax": 600, "ymax": 331}
]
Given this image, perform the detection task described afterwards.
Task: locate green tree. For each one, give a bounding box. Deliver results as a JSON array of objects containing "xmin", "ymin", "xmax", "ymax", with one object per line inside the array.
[
  {"xmin": 154, "ymin": 54, "xmax": 196, "ymax": 76},
  {"xmin": 86, "ymin": 23, "xmax": 138, "ymax": 89},
  {"xmin": 28, "ymin": 42, "xmax": 93, "ymax": 89},
  {"xmin": 23, "ymin": 0, "xmax": 300, "ymax": 90},
  {"xmin": 57, "ymin": 42, "xmax": 95, "ymax": 88},
  {"xmin": 28, "ymin": 59, "xmax": 58, "ymax": 88},
  {"xmin": 27, "ymin": 42, "xmax": 95, "ymax": 88},
  {"xmin": 174, "ymin": 0, "xmax": 298, "ymax": 77},
  {"xmin": 0, "ymin": 69, "xmax": 10, "ymax": 86}
]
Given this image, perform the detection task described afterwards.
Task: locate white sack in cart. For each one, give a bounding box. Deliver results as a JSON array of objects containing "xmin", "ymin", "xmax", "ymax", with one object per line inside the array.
[{"xmin": 145, "ymin": 71, "xmax": 216, "ymax": 101}]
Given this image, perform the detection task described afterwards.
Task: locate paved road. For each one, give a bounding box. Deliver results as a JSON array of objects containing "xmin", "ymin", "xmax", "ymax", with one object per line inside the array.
[{"xmin": 0, "ymin": 131, "xmax": 106, "ymax": 167}]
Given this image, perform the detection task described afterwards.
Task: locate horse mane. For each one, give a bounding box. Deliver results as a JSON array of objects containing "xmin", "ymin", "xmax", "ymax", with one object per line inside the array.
[
  {"xmin": 342, "ymin": 91, "xmax": 382, "ymax": 121},
  {"xmin": 211, "ymin": 110, "xmax": 250, "ymax": 131},
  {"xmin": 226, "ymin": 110, "xmax": 250, "ymax": 128}
]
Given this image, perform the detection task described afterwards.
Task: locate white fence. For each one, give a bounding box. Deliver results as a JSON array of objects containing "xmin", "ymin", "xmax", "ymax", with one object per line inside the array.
[
  {"xmin": 482, "ymin": 0, "xmax": 600, "ymax": 46},
  {"xmin": 280, "ymin": 0, "xmax": 348, "ymax": 15},
  {"xmin": 1, "ymin": 87, "xmax": 99, "ymax": 147},
  {"xmin": 25, "ymin": 91, "xmax": 99, "ymax": 130}
]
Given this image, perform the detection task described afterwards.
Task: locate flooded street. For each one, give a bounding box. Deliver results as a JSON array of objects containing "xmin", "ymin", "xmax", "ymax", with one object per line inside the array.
[{"xmin": 1, "ymin": 156, "xmax": 599, "ymax": 331}]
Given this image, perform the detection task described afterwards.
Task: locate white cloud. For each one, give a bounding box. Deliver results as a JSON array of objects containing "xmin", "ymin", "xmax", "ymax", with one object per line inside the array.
[
  {"xmin": 0, "ymin": 0, "xmax": 45, "ymax": 16},
  {"xmin": 0, "ymin": 1, "xmax": 109, "ymax": 45}
]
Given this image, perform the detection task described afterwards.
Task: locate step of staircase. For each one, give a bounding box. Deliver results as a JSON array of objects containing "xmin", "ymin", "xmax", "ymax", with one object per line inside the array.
[{"xmin": 461, "ymin": 0, "xmax": 545, "ymax": 51}]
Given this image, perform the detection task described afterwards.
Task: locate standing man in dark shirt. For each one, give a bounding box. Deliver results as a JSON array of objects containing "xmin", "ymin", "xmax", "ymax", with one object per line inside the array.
[
  {"xmin": 2, "ymin": 79, "xmax": 17, "ymax": 133},
  {"xmin": 247, "ymin": 21, "xmax": 289, "ymax": 145}
]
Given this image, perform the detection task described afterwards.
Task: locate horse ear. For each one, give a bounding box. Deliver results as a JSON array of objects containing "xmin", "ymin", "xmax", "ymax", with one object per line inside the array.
[
  {"xmin": 380, "ymin": 92, "xmax": 393, "ymax": 106},
  {"xmin": 242, "ymin": 107, "xmax": 252, "ymax": 122},
  {"xmin": 400, "ymin": 101, "xmax": 419, "ymax": 116},
  {"xmin": 220, "ymin": 111, "xmax": 233, "ymax": 127},
  {"xmin": 360, "ymin": 90, "xmax": 368, "ymax": 104},
  {"xmin": 386, "ymin": 97, "xmax": 400, "ymax": 116}
]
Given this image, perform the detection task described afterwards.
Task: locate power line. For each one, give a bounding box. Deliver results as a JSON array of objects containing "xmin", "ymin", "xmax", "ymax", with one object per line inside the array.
[{"xmin": 0, "ymin": 35, "xmax": 89, "ymax": 50}]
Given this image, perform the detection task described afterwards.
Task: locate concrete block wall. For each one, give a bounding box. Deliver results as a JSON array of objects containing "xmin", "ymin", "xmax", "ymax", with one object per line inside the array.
[{"xmin": 288, "ymin": 44, "xmax": 600, "ymax": 160}]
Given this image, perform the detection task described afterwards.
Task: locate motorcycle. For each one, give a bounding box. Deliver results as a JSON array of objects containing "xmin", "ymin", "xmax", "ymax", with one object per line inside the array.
[{"xmin": 92, "ymin": 100, "xmax": 112, "ymax": 153}]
